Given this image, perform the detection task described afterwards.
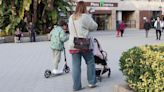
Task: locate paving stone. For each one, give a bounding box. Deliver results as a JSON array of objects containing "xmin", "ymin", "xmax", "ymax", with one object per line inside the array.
[{"xmin": 0, "ymin": 30, "xmax": 163, "ymax": 92}]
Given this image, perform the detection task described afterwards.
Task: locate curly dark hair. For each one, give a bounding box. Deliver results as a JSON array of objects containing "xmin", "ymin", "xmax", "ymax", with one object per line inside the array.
[{"xmin": 59, "ymin": 20, "xmax": 67, "ymax": 26}]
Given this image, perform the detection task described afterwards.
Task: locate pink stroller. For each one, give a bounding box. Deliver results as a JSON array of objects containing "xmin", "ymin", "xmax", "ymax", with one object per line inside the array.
[{"xmin": 93, "ymin": 38, "xmax": 111, "ymax": 82}]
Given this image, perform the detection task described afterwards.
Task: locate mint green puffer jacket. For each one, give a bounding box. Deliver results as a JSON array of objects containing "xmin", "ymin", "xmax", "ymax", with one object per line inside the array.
[{"xmin": 50, "ymin": 25, "xmax": 69, "ymax": 51}]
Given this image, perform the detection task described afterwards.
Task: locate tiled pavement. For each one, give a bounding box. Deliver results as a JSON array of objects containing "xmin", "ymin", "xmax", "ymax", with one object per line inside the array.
[{"xmin": 0, "ymin": 30, "xmax": 163, "ymax": 92}]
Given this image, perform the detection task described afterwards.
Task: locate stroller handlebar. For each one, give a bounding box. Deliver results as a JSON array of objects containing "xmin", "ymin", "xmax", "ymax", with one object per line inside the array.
[{"xmin": 100, "ymin": 50, "xmax": 108, "ymax": 60}]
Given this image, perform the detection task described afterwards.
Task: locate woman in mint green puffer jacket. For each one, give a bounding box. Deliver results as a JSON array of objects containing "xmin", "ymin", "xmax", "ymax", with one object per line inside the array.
[{"xmin": 49, "ymin": 21, "xmax": 69, "ymax": 74}]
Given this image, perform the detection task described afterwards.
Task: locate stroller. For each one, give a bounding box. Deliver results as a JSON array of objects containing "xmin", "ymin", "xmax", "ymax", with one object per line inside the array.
[{"xmin": 93, "ymin": 38, "xmax": 111, "ymax": 82}]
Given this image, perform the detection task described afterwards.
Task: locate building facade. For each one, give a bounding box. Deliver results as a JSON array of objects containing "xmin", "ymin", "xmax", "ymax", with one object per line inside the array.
[{"xmin": 71, "ymin": 0, "xmax": 164, "ymax": 30}]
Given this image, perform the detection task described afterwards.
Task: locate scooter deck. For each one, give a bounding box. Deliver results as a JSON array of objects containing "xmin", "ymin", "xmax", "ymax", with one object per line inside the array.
[
  {"xmin": 49, "ymin": 72, "xmax": 64, "ymax": 77},
  {"xmin": 44, "ymin": 69, "xmax": 64, "ymax": 78}
]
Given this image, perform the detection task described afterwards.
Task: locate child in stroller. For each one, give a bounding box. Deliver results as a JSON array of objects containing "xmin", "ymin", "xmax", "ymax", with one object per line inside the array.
[{"xmin": 93, "ymin": 38, "xmax": 111, "ymax": 82}]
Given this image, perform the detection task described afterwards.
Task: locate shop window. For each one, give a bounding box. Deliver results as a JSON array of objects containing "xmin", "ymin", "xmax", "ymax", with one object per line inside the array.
[{"xmin": 93, "ymin": 14, "xmax": 109, "ymax": 31}]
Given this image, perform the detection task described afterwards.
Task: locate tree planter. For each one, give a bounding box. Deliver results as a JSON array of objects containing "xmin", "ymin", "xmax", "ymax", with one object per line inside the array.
[
  {"xmin": 113, "ymin": 84, "xmax": 134, "ymax": 92},
  {"xmin": 0, "ymin": 37, "xmax": 5, "ymax": 43},
  {"xmin": 4, "ymin": 36, "xmax": 14, "ymax": 43}
]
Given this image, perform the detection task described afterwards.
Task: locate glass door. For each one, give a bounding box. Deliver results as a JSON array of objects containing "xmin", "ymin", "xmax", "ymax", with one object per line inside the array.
[{"xmin": 93, "ymin": 14, "xmax": 106, "ymax": 30}]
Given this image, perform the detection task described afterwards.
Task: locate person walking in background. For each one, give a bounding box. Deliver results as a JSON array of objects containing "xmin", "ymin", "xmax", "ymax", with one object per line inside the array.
[
  {"xmin": 150, "ymin": 18, "xmax": 155, "ymax": 29},
  {"xmin": 28, "ymin": 22, "xmax": 36, "ymax": 42},
  {"xmin": 68, "ymin": 1, "xmax": 98, "ymax": 91},
  {"xmin": 119, "ymin": 21, "xmax": 125, "ymax": 37},
  {"xmin": 15, "ymin": 28, "xmax": 23, "ymax": 43},
  {"xmin": 116, "ymin": 20, "xmax": 120, "ymax": 37},
  {"xmin": 144, "ymin": 19, "xmax": 151, "ymax": 38},
  {"xmin": 50, "ymin": 20, "xmax": 69, "ymax": 74},
  {"xmin": 154, "ymin": 17, "xmax": 163, "ymax": 40}
]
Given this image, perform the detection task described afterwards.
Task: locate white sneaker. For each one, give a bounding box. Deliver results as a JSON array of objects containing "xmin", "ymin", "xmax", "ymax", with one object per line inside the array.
[
  {"xmin": 88, "ymin": 84, "xmax": 97, "ymax": 88},
  {"xmin": 52, "ymin": 69, "xmax": 63, "ymax": 74}
]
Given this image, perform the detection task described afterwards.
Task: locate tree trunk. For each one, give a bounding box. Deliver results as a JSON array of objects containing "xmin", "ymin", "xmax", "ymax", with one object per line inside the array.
[
  {"xmin": 32, "ymin": 0, "xmax": 38, "ymax": 23},
  {"xmin": 47, "ymin": 0, "xmax": 53, "ymax": 10}
]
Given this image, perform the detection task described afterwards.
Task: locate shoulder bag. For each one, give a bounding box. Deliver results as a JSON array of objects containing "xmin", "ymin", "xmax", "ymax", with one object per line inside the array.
[{"xmin": 73, "ymin": 20, "xmax": 90, "ymax": 51}]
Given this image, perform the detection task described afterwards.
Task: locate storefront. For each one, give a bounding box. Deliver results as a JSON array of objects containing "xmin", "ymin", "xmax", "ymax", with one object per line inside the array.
[
  {"xmin": 92, "ymin": 10, "xmax": 111, "ymax": 30},
  {"xmin": 139, "ymin": 11, "xmax": 161, "ymax": 29},
  {"xmin": 71, "ymin": 0, "xmax": 164, "ymax": 30},
  {"xmin": 116, "ymin": 1, "xmax": 163, "ymax": 29},
  {"xmin": 85, "ymin": 2, "xmax": 118, "ymax": 31}
]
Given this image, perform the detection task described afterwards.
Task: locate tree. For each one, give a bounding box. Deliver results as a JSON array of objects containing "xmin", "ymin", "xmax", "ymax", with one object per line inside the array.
[
  {"xmin": 27, "ymin": 0, "xmax": 72, "ymax": 34},
  {"xmin": 34, "ymin": 0, "xmax": 72, "ymax": 34},
  {"xmin": 0, "ymin": 0, "xmax": 71, "ymax": 36},
  {"xmin": 0, "ymin": 0, "xmax": 31, "ymax": 35}
]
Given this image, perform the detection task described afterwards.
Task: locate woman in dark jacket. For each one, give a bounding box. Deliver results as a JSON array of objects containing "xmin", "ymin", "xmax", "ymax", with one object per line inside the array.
[
  {"xmin": 144, "ymin": 19, "xmax": 151, "ymax": 38},
  {"xmin": 120, "ymin": 21, "xmax": 125, "ymax": 37}
]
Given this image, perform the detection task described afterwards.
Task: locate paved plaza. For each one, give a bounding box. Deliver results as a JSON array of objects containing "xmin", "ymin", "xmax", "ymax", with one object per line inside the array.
[{"xmin": 0, "ymin": 30, "xmax": 163, "ymax": 92}]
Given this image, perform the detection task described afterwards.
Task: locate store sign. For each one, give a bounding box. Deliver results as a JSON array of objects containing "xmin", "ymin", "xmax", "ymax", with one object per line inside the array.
[
  {"xmin": 70, "ymin": 2, "xmax": 117, "ymax": 7},
  {"xmin": 90, "ymin": 2, "xmax": 117, "ymax": 7},
  {"xmin": 100, "ymin": 0, "xmax": 105, "ymax": 7},
  {"xmin": 103, "ymin": 3, "xmax": 115, "ymax": 7},
  {"xmin": 91, "ymin": 3, "xmax": 99, "ymax": 7}
]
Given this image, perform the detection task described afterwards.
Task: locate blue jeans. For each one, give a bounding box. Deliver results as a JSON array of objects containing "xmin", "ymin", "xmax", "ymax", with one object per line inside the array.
[{"xmin": 72, "ymin": 51, "xmax": 96, "ymax": 90}]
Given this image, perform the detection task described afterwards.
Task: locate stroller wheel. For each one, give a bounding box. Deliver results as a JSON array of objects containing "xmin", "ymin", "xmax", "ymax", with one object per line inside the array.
[
  {"xmin": 108, "ymin": 68, "xmax": 111, "ymax": 78},
  {"xmin": 96, "ymin": 75, "xmax": 102, "ymax": 82},
  {"xmin": 44, "ymin": 70, "xmax": 51, "ymax": 78},
  {"xmin": 98, "ymin": 77, "xmax": 102, "ymax": 82}
]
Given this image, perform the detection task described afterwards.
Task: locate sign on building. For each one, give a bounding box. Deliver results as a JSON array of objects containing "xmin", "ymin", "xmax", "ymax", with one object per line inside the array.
[
  {"xmin": 90, "ymin": 2, "xmax": 118, "ymax": 7},
  {"xmin": 100, "ymin": 0, "xmax": 105, "ymax": 7}
]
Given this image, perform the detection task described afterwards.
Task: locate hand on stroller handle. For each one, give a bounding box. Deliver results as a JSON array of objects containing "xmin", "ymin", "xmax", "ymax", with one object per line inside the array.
[
  {"xmin": 100, "ymin": 50, "xmax": 107, "ymax": 55},
  {"xmin": 100, "ymin": 50, "xmax": 108, "ymax": 60}
]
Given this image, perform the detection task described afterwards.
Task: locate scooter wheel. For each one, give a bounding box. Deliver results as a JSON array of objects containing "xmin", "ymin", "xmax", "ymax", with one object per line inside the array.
[
  {"xmin": 64, "ymin": 67, "xmax": 70, "ymax": 73},
  {"xmin": 63, "ymin": 64, "xmax": 70, "ymax": 73},
  {"xmin": 44, "ymin": 70, "xmax": 51, "ymax": 78}
]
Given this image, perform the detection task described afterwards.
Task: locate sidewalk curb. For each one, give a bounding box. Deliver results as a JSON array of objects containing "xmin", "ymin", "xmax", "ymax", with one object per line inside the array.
[
  {"xmin": 113, "ymin": 84, "xmax": 134, "ymax": 92},
  {"xmin": 0, "ymin": 34, "xmax": 49, "ymax": 43}
]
